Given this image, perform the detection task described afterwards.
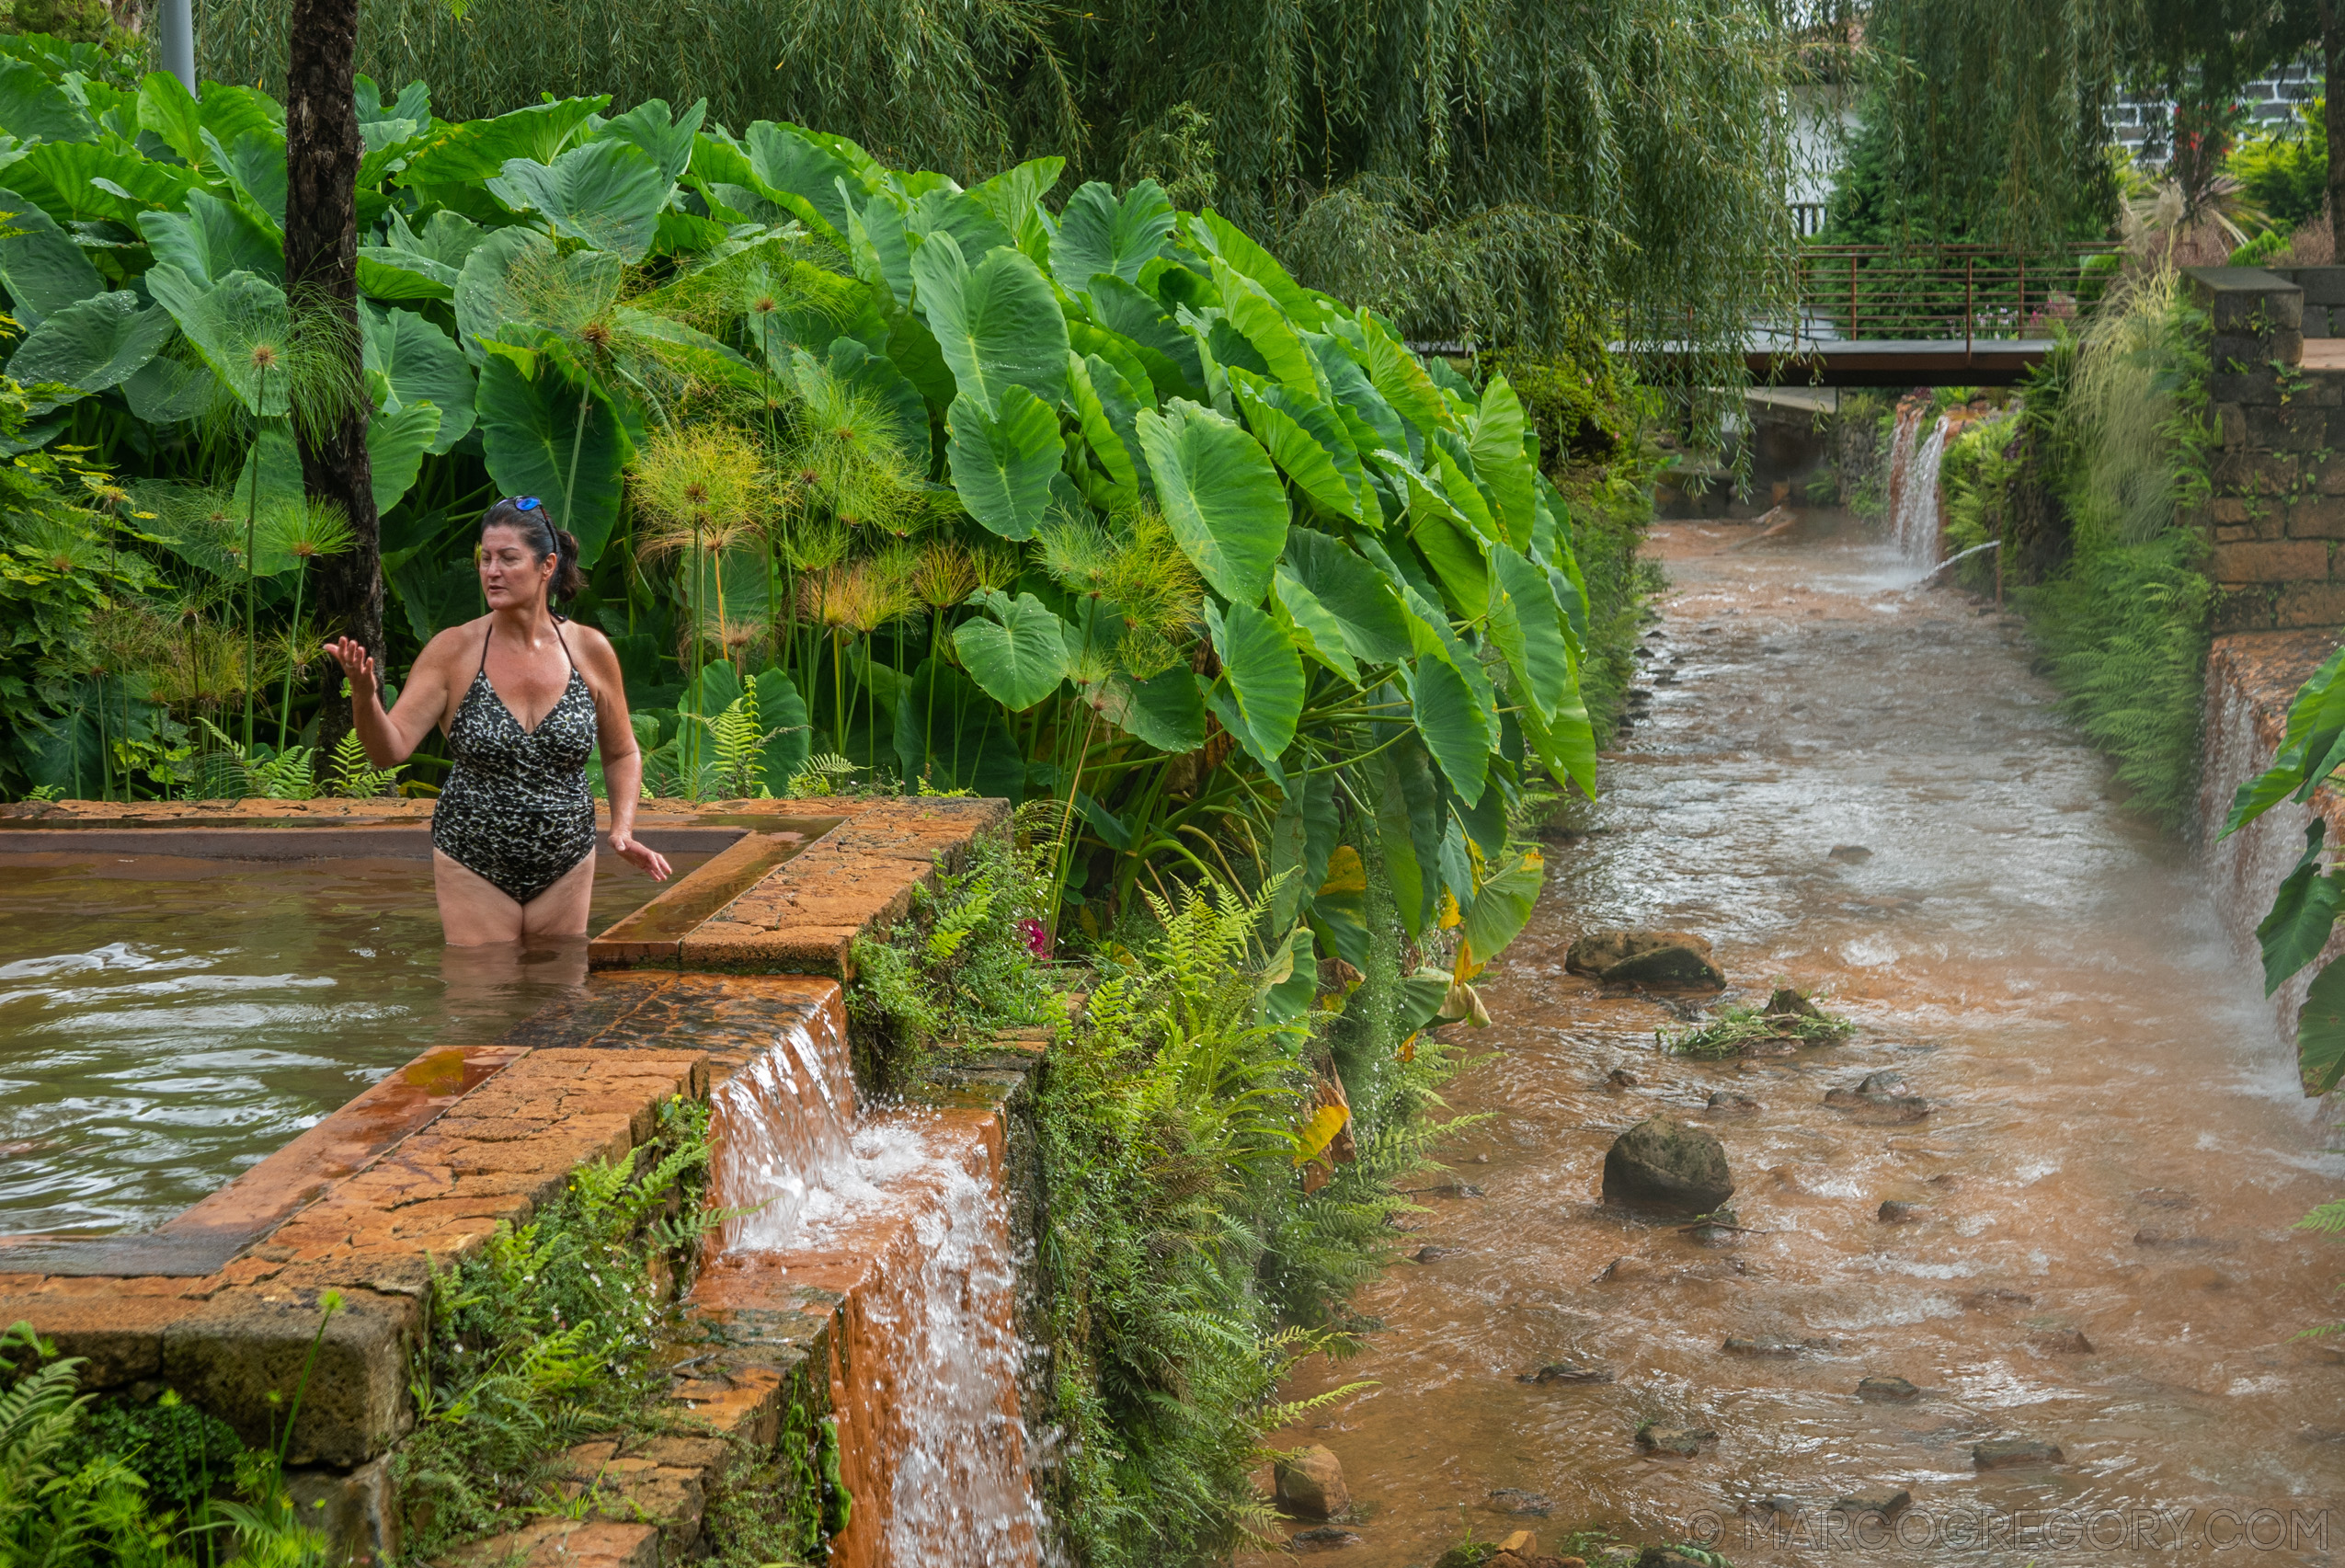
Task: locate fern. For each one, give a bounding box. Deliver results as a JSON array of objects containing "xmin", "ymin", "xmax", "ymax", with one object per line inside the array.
[
  {"xmin": 326, "ymin": 728, "xmax": 400, "ymax": 798},
  {"xmin": 784, "ymin": 751, "xmax": 856, "ymax": 797},
  {"xmin": 197, "ymin": 718, "xmax": 318, "ymax": 800}
]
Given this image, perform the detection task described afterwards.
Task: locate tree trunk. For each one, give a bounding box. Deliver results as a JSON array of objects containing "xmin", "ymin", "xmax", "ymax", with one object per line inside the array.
[
  {"xmin": 2328, "ymin": 3, "xmax": 2345, "ymax": 264},
  {"xmin": 284, "ymin": 0, "xmax": 378, "ymax": 759}
]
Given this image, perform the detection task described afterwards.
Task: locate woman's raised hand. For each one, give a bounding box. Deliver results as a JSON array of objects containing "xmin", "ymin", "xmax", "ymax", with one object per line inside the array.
[
  {"xmin": 325, "ymin": 636, "xmax": 378, "ymax": 700},
  {"xmin": 610, "ymin": 832, "xmax": 673, "ymax": 883}
]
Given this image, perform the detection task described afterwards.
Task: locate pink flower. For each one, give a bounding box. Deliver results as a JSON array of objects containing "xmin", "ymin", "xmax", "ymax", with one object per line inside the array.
[{"xmin": 1018, "ymin": 918, "xmax": 1050, "ymax": 958}]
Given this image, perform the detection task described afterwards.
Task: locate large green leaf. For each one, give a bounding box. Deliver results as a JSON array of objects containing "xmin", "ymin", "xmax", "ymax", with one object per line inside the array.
[
  {"xmin": 1484, "ymin": 539, "xmax": 1571, "ymax": 724},
  {"xmin": 454, "ymin": 227, "xmax": 622, "ymax": 358},
  {"xmin": 487, "ymin": 141, "xmax": 670, "ymax": 264},
  {"xmin": 1468, "ymin": 373, "xmax": 1536, "ymax": 549},
  {"xmin": 475, "ymin": 353, "xmax": 630, "ymax": 566},
  {"xmin": 2301, "ymin": 956, "xmax": 2345, "ymax": 1094},
  {"xmin": 1135, "ymin": 396, "xmax": 1287, "ymax": 605},
  {"xmin": 137, "ymin": 190, "xmax": 281, "ymax": 289},
  {"xmin": 144, "ymin": 264, "xmax": 290, "ymax": 417},
  {"xmin": 1088, "ymin": 274, "xmax": 1206, "ymax": 395},
  {"xmin": 1192, "ymin": 211, "xmax": 1319, "ymax": 324},
  {"xmin": 361, "ymin": 302, "xmax": 476, "ymax": 452},
  {"xmin": 6, "ymin": 292, "xmax": 173, "ymax": 400},
  {"xmin": 1051, "ymin": 179, "xmax": 1174, "ymax": 296},
  {"xmin": 1373, "ymin": 728, "xmax": 1442, "ymax": 936},
  {"xmin": 1231, "ymin": 371, "xmax": 1357, "ymax": 524},
  {"xmin": 0, "ymin": 58, "xmax": 94, "ymax": 143},
  {"xmin": 9, "ymin": 140, "xmax": 200, "ymax": 227},
  {"xmin": 910, "ymin": 231, "xmax": 1069, "ymax": 416},
  {"xmin": 907, "ymin": 188, "xmax": 1015, "ymax": 269},
  {"xmin": 122, "ymin": 354, "xmax": 221, "ymax": 425},
  {"xmin": 200, "ymin": 127, "xmax": 287, "ymax": 232},
  {"xmin": 399, "ymin": 97, "xmax": 607, "ymax": 190},
  {"xmin": 389, "ymin": 552, "xmax": 485, "ymax": 640},
  {"xmin": 1458, "ymin": 849, "xmax": 1544, "ymax": 970},
  {"xmin": 1067, "ymin": 351, "xmax": 1143, "ymax": 506},
  {"xmin": 367, "ymin": 402, "xmax": 441, "ymax": 515},
  {"xmin": 1411, "ymin": 655, "xmax": 1493, "ymax": 807},
  {"xmin": 743, "ymin": 120, "xmax": 861, "ymax": 241},
  {"xmin": 1271, "ymin": 567, "xmax": 1358, "ymax": 684},
  {"xmin": 946, "ymin": 383, "xmax": 1059, "ymax": 541},
  {"xmin": 598, "ymin": 97, "xmax": 705, "ymax": 184},
  {"xmin": 1356, "ymin": 317, "xmax": 1451, "ymax": 433},
  {"xmin": 1207, "ymin": 598, "xmax": 1304, "ymax": 773},
  {"xmin": 895, "ymin": 658, "xmax": 1023, "ymax": 798},
  {"xmin": 1405, "ymin": 472, "xmax": 1491, "ymax": 619},
  {"xmin": 2260, "ymin": 820, "xmax": 2343, "ymax": 996},
  {"xmin": 0, "ymin": 187, "xmax": 99, "ymax": 326},
  {"xmin": 1517, "ymin": 667, "xmax": 1597, "ymax": 797},
  {"xmin": 1282, "ymin": 527, "xmax": 1413, "ymax": 665},
  {"xmin": 968, "ymin": 156, "xmax": 1066, "ymax": 242},
  {"xmin": 953, "ymin": 589, "xmax": 1070, "ymax": 711},
  {"xmin": 1092, "ymin": 665, "xmax": 1207, "ymax": 752},
  {"xmin": 1215, "ymin": 264, "xmax": 1317, "ymax": 390}
]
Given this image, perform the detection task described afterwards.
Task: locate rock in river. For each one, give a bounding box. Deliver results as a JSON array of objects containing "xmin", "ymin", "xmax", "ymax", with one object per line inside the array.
[
  {"xmin": 1275, "ymin": 1445, "xmax": 1350, "ymax": 1518},
  {"xmin": 1636, "ymin": 1422, "xmax": 1719, "ymax": 1456},
  {"xmin": 1973, "ymin": 1437, "xmax": 2064, "ymax": 1470},
  {"xmin": 1565, "ymin": 929, "xmax": 1727, "ymax": 989},
  {"xmin": 1824, "ymin": 1070, "xmax": 1931, "ymax": 1119},
  {"xmin": 1604, "ymin": 1116, "xmax": 1735, "ymax": 1212},
  {"xmin": 1857, "ymin": 1376, "xmax": 1921, "ymax": 1402},
  {"xmin": 1518, "ymin": 1361, "xmax": 1616, "ymax": 1385},
  {"xmin": 1834, "ymin": 1487, "xmax": 1913, "ymax": 1519}
]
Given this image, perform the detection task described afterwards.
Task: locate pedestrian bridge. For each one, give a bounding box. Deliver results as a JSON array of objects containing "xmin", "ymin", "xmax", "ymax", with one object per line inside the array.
[{"xmin": 1643, "ymin": 243, "xmax": 2118, "ymax": 387}]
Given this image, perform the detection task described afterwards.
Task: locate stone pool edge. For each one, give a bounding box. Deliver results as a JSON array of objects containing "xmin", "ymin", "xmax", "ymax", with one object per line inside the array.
[{"xmin": 0, "ymin": 794, "xmax": 1024, "ymax": 1565}]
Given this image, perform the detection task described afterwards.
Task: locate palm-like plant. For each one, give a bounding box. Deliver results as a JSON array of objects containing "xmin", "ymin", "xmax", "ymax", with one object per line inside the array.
[{"xmin": 258, "ymin": 498, "xmax": 353, "ymax": 750}]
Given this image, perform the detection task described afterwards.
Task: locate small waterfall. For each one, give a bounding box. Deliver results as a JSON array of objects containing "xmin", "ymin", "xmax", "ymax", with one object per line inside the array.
[
  {"xmin": 706, "ymin": 1024, "xmax": 1048, "ymax": 1565},
  {"xmin": 708, "ymin": 1013, "xmax": 859, "ymax": 1253},
  {"xmin": 2198, "ymin": 654, "xmax": 2341, "ymax": 1053},
  {"xmin": 1886, "ymin": 399, "xmax": 1949, "ymax": 567}
]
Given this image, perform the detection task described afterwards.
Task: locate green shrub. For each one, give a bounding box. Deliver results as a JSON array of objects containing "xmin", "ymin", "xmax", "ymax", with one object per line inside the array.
[{"xmin": 2231, "ymin": 102, "xmax": 2330, "ymax": 235}]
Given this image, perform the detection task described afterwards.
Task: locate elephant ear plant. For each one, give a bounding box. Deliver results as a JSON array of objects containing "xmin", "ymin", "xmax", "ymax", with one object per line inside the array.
[{"xmin": 0, "ymin": 53, "xmax": 1584, "ymax": 1015}]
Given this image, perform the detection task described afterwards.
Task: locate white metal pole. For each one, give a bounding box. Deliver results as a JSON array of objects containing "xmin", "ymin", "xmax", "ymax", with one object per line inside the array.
[{"xmin": 159, "ymin": 0, "xmax": 195, "ymax": 96}]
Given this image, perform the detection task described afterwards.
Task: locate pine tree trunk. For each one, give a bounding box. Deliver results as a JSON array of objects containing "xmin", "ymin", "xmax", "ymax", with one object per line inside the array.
[
  {"xmin": 2328, "ymin": 3, "xmax": 2345, "ymax": 265},
  {"xmin": 285, "ymin": 0, "xmax": 378, "ymax": 758}
]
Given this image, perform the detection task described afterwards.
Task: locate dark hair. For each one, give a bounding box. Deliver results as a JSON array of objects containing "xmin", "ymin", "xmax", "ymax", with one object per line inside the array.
[{"xmin": 480, "ymin": 498, "xmax": 584, "ymax": 608}]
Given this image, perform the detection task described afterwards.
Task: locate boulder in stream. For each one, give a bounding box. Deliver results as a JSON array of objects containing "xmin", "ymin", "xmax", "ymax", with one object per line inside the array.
[
  {"xmin": 1877, "ymin": 1199, "xmax": 1929, "ymax": 1224},
  {"xmin": 1833, "ymin": 1487, "xmax": 1913, "ymax": 1519},
  {"xmin": 1973, "ymin": 1437, "xmax": 2064, "ymax": 1470},
  {"xmin": 1518, "ymin": 1361, "xmax": 1616, "ymax": 1385},
  {"xmin": 1706, "ymin": 1089, "xmax": 1760, "ymax": 1114},
  {"xmin": 1603, "ymin": 1116, "xmax": 1735, "ymax": 1212},
  {"xmin": 1857, "ymin": 1376, "xmax": 1922, "ymax": 1402},
  {"xmin": 1565, "ymin": 929, "xmax": 1727, "ymax": 989},
  {"xmin": 1824, "ymin": 1070, "xmax": 1931, "ymax": 1119},
  {"xmin": 1275, "ymin": 1445, "xmax": 1350, "ymax": 1518},
  {"xmin": 1635, "ymin": 1422, "xmax": 1718, "ymax": 1456}
]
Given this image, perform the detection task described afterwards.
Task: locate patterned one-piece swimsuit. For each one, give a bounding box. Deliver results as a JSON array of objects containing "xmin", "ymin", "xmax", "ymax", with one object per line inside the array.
[{"xmin": 430, "ymin": 623, "xmax": 599, "ymax": 905}]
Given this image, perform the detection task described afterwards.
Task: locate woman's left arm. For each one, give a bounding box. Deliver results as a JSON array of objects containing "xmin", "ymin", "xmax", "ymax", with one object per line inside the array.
[{"xmin": 578, "ymin": 629, "xmax": 671, "ymax": 882}]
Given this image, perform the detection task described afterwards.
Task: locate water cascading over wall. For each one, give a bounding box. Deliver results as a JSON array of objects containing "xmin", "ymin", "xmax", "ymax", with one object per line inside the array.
[
  {"xmin": 704, "ymin": 1015, "xmax": 1051, "ymax": 1566},
  {"xmin": 1885, "ymin": 398, "xmax": 1949, "ymax": 567}
]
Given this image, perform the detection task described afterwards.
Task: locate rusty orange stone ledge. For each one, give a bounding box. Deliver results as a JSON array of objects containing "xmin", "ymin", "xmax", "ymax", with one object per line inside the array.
[{"xmin": 0, "ymin": 795, "xmax": 1021, "ymax": 1563}]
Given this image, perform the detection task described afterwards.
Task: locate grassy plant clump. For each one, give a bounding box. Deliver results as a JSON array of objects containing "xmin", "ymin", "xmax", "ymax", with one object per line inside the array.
[
  {"xmin": 395, "ymin": 1095, "xmax": 723, "ymax": 1562},
  {"xmin": 1664, "ymin": 987, "xmax": 1856, "ymax": 1059}
]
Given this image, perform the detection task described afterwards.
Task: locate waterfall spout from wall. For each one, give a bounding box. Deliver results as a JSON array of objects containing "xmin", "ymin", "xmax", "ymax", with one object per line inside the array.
[
  {"xmin": 1887, "ymin": 399, "xmax": 1950, "ymax": 567},
  {"xmin": 708, "ymin": 1013, "xmax": 859, "ymax": 1253}
]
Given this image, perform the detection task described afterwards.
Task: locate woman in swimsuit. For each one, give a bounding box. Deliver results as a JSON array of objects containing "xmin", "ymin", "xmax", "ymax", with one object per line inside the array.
[{"xmin": 325, "ymin": 497, "xmax": 672, "ymax": 944}]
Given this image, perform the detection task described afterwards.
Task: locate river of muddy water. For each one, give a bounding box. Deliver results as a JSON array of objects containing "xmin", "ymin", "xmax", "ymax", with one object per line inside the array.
[{"xmin": 1254, "ymin": 517, "xmax": 2345, "ymax": 1565}]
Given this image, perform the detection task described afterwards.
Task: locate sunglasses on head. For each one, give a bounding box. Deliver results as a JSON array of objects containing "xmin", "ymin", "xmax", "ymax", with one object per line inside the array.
[{"xmin": 509, "ymin": 496, "xmax": 542, "ymax": 512}]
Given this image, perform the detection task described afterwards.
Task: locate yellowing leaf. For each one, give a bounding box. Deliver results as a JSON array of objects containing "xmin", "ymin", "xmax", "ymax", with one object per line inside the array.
[
  {"xmin": 1318, "ymin": 843, "xmax": 1367, "ymax": 898},
  {"xmin": 1291, "ymin": 1102, "xmax": 1351, "ymax": 1166},
  {"xmin": 1436, "ymin": 889, "xmax": 1462, "ymax": 930}
]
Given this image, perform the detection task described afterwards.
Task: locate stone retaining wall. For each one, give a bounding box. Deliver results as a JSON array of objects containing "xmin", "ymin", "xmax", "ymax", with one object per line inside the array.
[
  {"xmin": 2185, "ymin": 266, "xmax": 2345, "ymax": 633},
  {"xmin": 0, "ymin": 794, "xmax": 1035, "ymax": 1566}
]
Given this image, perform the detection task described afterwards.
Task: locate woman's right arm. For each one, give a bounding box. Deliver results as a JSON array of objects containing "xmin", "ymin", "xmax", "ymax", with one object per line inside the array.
[{"xmin": 325, "ymin": 634, "xmax": 451, "ymax": 767}]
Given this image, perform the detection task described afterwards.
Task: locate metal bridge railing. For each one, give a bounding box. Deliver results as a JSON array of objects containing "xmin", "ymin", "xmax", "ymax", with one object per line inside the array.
[{"xmin": 1788, "ymin": 244, "xmax": 2122, "ymax": 353}]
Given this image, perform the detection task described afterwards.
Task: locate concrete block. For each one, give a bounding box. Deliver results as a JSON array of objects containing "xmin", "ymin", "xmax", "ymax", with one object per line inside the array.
[
  {"xmin": 2209, "ymin": 540, "xmax": 2329, "ymax": 583},
  {"xmin": 161, "ymin": 1287, "xmax": 420, "ymax": 1467},
  {"xmin": 2214, "ymin": 583, "xmax": 2282, "ymax": 633},
  {"xmin": 0, "ymin": 1293, "xmax": 203, "ymax": 1389},
  {"xmin": 2213, "ymin": 369, "xmax": 2283, "ymax": 405},
  {"xmin": 2294, "ymin": 266, "xmax": 2345, "ymax": 308},
  {"xmin": 2247, "ymin": 402, "xmax": 2328, "ymax": 451}
]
